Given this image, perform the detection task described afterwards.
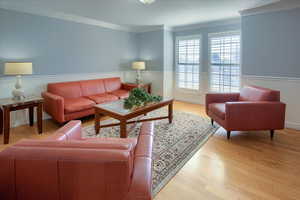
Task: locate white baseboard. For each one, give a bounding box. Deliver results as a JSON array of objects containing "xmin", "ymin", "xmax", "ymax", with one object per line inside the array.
[{"xmin": 285, "ymin": 121, "xmax": 300, "ymax": 130}]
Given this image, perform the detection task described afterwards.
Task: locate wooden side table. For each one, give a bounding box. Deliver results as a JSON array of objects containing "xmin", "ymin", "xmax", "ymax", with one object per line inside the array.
[
  {"xmin": 0, "ymin": 96, "xmax": 44, "ymax": 144},
  {"xmin": 123, "ymin": 82, "xmax": 152, "ymax": 93}
]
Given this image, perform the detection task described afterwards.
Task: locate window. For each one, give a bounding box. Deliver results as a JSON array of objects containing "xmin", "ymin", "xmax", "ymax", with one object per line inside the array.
[
  {"xmin": 176, "ymin": 36, "xmax": 201, "ymax": 90},
  {"xmin": 209, "ymin": 32, "xmax": 241, "ymax": 92}
]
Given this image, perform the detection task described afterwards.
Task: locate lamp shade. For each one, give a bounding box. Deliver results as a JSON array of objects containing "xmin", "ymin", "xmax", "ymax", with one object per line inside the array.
[
  {"xmin": 4, "ymin": 62, "xmax": 33, "ymax": 75},
  {"xmin": 132, "ymin": 61, "xmax": 146, "ymax": 70}
]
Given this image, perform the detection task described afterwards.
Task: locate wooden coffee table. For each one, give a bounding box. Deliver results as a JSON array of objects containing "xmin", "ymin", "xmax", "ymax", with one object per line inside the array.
[{"xmin": 94, "ymin": 98, "xmax": 173, "ymax": 138}]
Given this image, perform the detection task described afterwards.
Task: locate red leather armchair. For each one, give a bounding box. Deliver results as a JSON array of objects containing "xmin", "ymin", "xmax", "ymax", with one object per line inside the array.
[
  {"xmin": 0, "ymin": 121, "xmax": 154, "ymax": 200},
  {"xmin": 206, "ymin": 85, "xmax": 286, "ymax": 139}
]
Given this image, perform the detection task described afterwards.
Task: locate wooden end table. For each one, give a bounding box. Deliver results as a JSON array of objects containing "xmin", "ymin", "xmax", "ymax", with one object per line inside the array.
[
  {"xmin": 0, "ymin": 96, "xmax": 44, "ymax": 144},
  {"xmin": 123, "ymin": 82, "xmax": 152, "ymax": 93},
  {"xmin": 94, "ymin": 98, "xmax": 173, "ymax": 138}
]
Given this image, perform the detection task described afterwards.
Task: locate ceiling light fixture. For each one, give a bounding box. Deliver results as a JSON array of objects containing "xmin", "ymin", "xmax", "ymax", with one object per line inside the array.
[{"xmin": 139, "ymin": 0, "xmax": 156, "ymax": 4}]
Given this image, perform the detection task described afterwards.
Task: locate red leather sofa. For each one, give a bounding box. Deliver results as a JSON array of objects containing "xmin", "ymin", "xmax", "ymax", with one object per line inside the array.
[
  {"xmin": 0, "ymin": 120, "xmax": 153, "ymax": 200},
  {"xmin": 206, "ymin": 85, "xmax": 286, "ymax": 139},
  {"xmin": 42, "ymin": 77, "xmax": 132, "ymax": 123}
]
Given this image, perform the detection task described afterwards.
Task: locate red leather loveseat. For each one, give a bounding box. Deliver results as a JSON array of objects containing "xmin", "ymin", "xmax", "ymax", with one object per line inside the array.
[
  {"xmin": 0, "ymin": 120, "xmax": 153, "ymax": 200},
  {"xmin": 206, "ymin": 85, "xmax": 286, "ymax": 139},
  {"xmin": 42, "ymin": 77, "xmax": 131, "ymax": 123}
]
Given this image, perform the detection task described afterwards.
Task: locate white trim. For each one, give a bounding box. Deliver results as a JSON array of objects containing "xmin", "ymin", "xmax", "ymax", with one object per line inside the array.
[
  {"xmin": 242, "ymin": 75, "xmax": 300, "ymax": 82},
  {"xmin": 208, "ymin": 30, "xmax": 241, "ymax": 38},
  {"xmin": 132, "ymin": 25, "xmax": 173, "ymax": 33},
  {"xmin": 240, "ymin": 0, "xmax": 300, "ymax": 17},
  {"xmin": 172, "ymin": 17, "xmax": 241, "ymax": 32},
  {"xmin": 0, "ymin": 2, "xmax": 131, "ymax": 32},
  {"xmin": 285, "ymin": 121, "xmax": 300, "ymax": 130}
]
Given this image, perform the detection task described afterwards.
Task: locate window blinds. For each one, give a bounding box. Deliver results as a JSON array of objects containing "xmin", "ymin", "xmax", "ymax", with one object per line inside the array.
[
  {"xmin": 176, "ymin": 37, "xmax": 201, "ymax": 90},
  {"xmin": 209, "ymin": 33, "xmax": 241, "ymax": 92}
]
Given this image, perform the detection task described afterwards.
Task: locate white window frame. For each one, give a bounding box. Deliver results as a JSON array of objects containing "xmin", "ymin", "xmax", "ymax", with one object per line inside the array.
[
  {"xmin": 175, "ymin": 35, "xmax": 202, "ymax": 93},
  {"xmin": 208, "ymin": 31, "xmax": 241, "ymax": 93}
]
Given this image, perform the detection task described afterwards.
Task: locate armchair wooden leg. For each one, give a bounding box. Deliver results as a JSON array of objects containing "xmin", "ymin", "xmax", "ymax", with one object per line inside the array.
[
  {"xmin": 227, "ymin": 131, "xmax": 231, "ymax": 140},
  {"xmin": 211, "ymin": 119, "xmax": 214, "ymax": 126},
  {"xmin": 270, "ymin": 130, "xmax": 274, "ymax": 140}
]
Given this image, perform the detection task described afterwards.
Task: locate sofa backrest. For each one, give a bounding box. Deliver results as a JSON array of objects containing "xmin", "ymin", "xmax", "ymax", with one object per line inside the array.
[
  {"xmin": 48, "ymin": 81, "xmax": 82, "ymax": 99},
  {"xmin": 0, "ymin": 140, "xmax": 135, "ymax": 200},
  {"xmin": 80, "ymin": 79, "xmax": 106, "ymax": 96},
  {"xmin": 239, "ymin": 85, "xmax": 280, "ymax": 102},
  {"xmin": 103, "ymin": 77, "xmax": 122, "ymax": 92},
  {"xmin": 47, "ymin": 77, "xmax": 122, "ymax": 98}
]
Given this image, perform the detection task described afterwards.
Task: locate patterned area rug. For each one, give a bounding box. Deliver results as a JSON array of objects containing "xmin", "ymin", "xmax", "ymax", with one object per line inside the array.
[{"xmin": 82, "ymin": 108, "xmax": 219, "ymax": 196}]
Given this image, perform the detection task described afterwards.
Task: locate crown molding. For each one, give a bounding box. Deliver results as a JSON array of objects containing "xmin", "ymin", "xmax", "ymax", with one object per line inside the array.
[
  {"xmin": 0, "ymin": 2, "xmax": 132, "ymax": 32},
  {"xmin": 171, "ymin": 17, "xmax": 241, "ymax": 32},
  {"xmin": 240, "ymin": 0, "xmax": 300, "ymax": 16}
]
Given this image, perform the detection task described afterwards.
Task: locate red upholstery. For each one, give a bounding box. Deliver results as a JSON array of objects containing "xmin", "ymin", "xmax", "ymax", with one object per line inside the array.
[
  {"xmin": 87, "ymin": 93, "xmax": 119, "ymax": 104},
  {"xmin": 80, "ymin": 79, "xmax": 106, "ymax": 96},
  {"xmin": 0, "ymin": 121, "xmax": 154, "ymax": 200},
  {"xmin": 206, "ymin": 85, "xmax": 286, "ymax": 138},
  {"xmin": 104, "ymin": 77, "xmax": 122, "ymax": 92},
  {"xmin": 239, "ymin": 85, "xmax": 280, "ymax": 101},
  {"xmin": 42, "ymin": 77, "xmax": 130, "ymax": 123},
  {"xmin": 209, "ymin": 103, "xmax": 225, "ymax": 120},
  {"xmin": 64, "ymin": 98, "xmax": 95, "ymax": 114},
  {"xmin": 110, "ymin": 89, "xmax": 130, "ymax": 99},
  {"xmin": 48, "ymin": 81, "xmax": 82, "ymax": 99}
]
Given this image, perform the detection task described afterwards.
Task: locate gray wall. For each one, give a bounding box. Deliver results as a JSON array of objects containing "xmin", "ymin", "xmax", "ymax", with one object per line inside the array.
[
  {"xmin": 135, "ymin": 29, "xmax": 164, "ymax": 71},
  {"xmin": 242, "ymin": 7, "xmax": 300, "ymax": 77},
  {"xmin": 0, "ymin": 8, "xmax": 138, "ymax": 75},
  {"xmin": 173, "ymin": 22, "xmax": 241, "ymax": 73}
]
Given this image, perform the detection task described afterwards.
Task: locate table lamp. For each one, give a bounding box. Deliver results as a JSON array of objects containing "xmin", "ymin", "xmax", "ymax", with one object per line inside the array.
[
  {"xmin": 4, "ymin": 62, "xmax": 33, "ymax": 100},
  {"xmin": 132, "ymin": 61, "xmax": 146, "ymax": 85}
]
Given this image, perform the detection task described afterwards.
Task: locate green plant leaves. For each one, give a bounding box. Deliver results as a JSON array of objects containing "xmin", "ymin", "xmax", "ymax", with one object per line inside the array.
[{"xmin": 124, "ymin": 88, "xmax": 162, "ymax": 109}]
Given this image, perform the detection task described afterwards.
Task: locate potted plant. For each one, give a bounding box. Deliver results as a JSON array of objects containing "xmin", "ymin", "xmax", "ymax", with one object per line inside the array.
[{"xmin": 124, "ymin": 88, "xmax": 162, "ymax": 110}]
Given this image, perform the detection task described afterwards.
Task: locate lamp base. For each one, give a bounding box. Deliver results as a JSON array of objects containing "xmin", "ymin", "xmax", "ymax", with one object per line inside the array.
[
  {"xmin": 12, "ymin": 89, "xmax": 25, "ymax": 101},
  {"xmin": 135, "ymin": 69, "xmax": 142, "ymax": 85},
  {"xmin": 12, "ymin": 75, "xmax": 25, "ymax": 101}
]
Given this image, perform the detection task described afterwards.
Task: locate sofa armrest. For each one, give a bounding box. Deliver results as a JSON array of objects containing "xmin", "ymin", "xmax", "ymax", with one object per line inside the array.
[
  {"xmin": 205, "ymin": 93, "xmax": 240, "ymax": 114},
  {"xmin": 46, "ymin": 120, "xmax": 82, "ymax": 141},
  {"xmin": 122, "ymin": 83, "xmax": 136, "ymax": 91},
  {"xmin": 42, "ymin": 91, "xmax": 65, "ymax": 123},
  {"xmin": 126, "ymin": 122, "xmax": 154, "ymax": 200},
  {"xmin": 226, "ymin": 101, "xmax": 286, "ymax": 130}
]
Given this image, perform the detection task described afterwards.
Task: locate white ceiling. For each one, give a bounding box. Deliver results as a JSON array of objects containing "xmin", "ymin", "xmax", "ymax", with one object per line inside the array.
[{"xmin": 0, "ymin": 0, "xmax": 278, "ymax": 28}]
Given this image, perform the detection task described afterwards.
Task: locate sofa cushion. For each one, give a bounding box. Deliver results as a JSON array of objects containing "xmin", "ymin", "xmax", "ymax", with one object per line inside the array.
[
  {"xmin": 64, "ymin": 98, "xmax": 96, "ymax": 114},
  {"xmin": 48, "ymin": 81, "xmax": 82, "ymax": 98},
  {"xmin": 110, "ymin": 89, "xmax": 129, "ymax": 99},
  {"xmin": 209, "ymin": 103, "xmax": 226, "ymax": 120},
  {"xmin": 86, "ymin": 93, "xmax": 118, "ymax": 104},
  {"xmin": 103, "ymin": 77, "xmax": 122, "ymax": 92},
  {"xmin": 80, "ymin": 79, "xmax": 106, "ymax": 96},
  {"xmin": 239, "ymin": 86, "xmax": 280, "ymax": 102}
]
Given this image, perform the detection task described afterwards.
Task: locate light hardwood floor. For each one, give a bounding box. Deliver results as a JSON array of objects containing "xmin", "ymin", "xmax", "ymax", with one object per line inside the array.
[{"xmin": 1, "ymin": 101, "xmax": 300, "ymax": 200}]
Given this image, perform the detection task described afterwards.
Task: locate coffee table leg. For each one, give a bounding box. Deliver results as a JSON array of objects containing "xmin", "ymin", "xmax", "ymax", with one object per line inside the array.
[
  {"xmin": 120, "ymin": 120, "xmax": 127, "ymax": 138},
  {"xmin": 37, "ymin": 103, "xmax": 43, "ymax": 134},
  {"xmin": 4, "ymin": 108, "xmax": 10, "ymax": 144},
  {"xmin": 0, "ymin": 108, "xmax": 3, "ymax": 134},
  {"xmin": 29, "ymin": 106, "xmax": 34, "ymax": 126},
  {"xmin": 168, "ymin": 102, "xmax": 173, "ymax": 124},
  {"xmin": 95, "ymin": 113, "xmax": 101, "ymax": 134}
]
